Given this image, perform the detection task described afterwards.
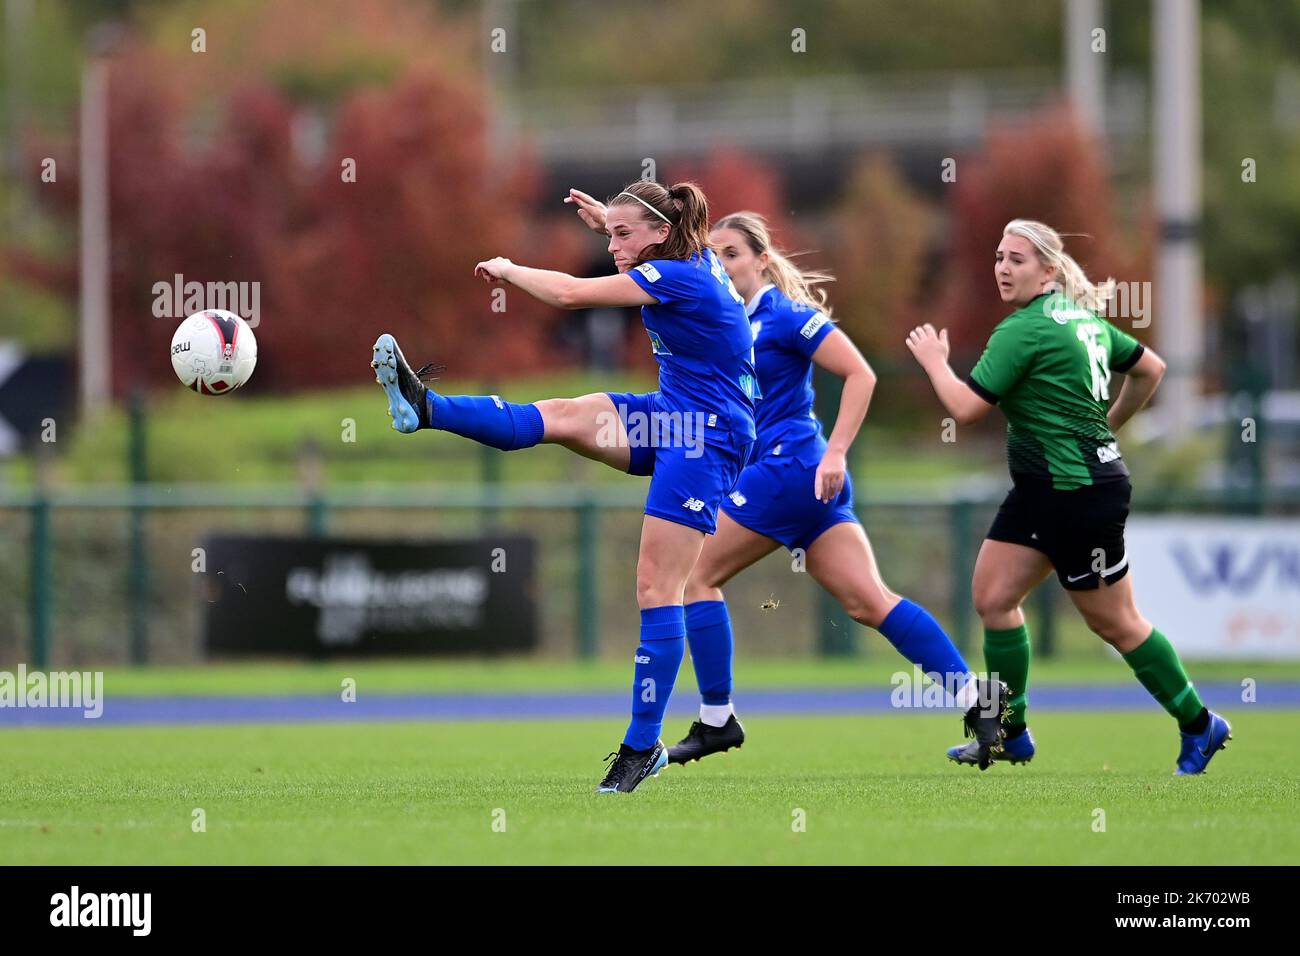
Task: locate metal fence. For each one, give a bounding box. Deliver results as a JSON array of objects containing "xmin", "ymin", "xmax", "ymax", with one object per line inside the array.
[
  {"xmin": 513, "ymin": 69, "xmax": 1148, "ymax": 163},
  {"xmin": 4, "ymin": 481, "xmax": 1296, "ymax": 669}
]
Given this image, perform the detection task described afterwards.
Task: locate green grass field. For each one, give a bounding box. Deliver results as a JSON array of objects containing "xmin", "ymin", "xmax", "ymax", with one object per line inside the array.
[
  {"xmin": 2, "ymin": 713, "xmax": 1297, "ymax": 865},
  {"xmin": 3, "ymin": 655, "xmax": 1298, "ymax": 865}
]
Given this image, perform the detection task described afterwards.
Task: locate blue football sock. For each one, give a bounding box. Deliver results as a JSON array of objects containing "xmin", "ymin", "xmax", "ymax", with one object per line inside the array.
[
  {"xmin": 427, "ymin": 393, "xmax": 544, "ymax": 451},
  {"xmin": 624, "ymin": 605, "xmax": 686, "ymax": 750},
  {"xmin": 685, "ymin": 600, "xmax": 733, "ymax": 706},
  {"xmin": 878, "ymin": 598, "xmax": 973, "ymax": 695}
]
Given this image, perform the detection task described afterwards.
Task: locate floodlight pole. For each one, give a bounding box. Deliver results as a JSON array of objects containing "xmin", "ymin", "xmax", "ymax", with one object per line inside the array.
[
  {"xmin": 6, "ymin": 0, "xmax": 33, "ymax": 235},
  {"xmin": 483, "ymin": 0, "xmax": 518, "ymax": 173},
  {"xmin": 1153, "ymin": 0, "xmax": 1204, "ymax": 440},
  {"xmin": 79, "ymin": 30, "xmax": 113, "ymax": 419},
  {"xmin": 1064, "ymin": 0, "xmax": 1106, "ymax": 136}
]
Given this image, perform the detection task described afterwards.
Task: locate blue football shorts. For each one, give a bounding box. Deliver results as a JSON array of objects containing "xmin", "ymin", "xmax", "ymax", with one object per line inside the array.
[
  {"xmin": 606, "ymin": 390, "xmax": 752, "ymax": 535},
  {"xmin": 719, "ymin": 444, "xmax": 858, "ymax": 552}
]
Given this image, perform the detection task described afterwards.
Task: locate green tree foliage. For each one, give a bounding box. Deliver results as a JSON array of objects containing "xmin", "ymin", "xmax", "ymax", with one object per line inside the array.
[
  {"xmin": 1201, "ymin": 1, "xmax": 1300, "ymax": 292},
  {"xmin": 667, "ymin": 146, "xmax": 791, "ymax": 236},
  {"xmin": 516, "ymin": 0, "xmax": 1060, "ymax": 88}
]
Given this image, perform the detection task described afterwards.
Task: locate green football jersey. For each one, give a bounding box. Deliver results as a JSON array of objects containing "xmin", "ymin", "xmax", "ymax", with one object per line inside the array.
[{"xmin": 966, "ymin": 291, "xmax": 1144, "ymax": 490}]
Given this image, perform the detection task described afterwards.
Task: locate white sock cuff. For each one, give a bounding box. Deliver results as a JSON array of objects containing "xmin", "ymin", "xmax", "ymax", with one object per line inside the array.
[{"xmin": 699, "ymin": 702, "xmax": 734, "ymax": 727}]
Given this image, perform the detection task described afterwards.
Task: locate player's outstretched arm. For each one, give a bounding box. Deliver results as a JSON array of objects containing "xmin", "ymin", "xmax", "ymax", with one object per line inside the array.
[
  {"xmin": 905, "ymin": 323, "xmax": 994, "ymax": 425},
  {"xmin": 1107, "ymin": 346, "xmax": 1167, "ymax": 432},
  {"xmin": 810, "ymin": 328, "xmax": 877, "ymax": 503},
  {"xmin": 474, "ymin": 258, "xmax": 655, "ymax": 309}
]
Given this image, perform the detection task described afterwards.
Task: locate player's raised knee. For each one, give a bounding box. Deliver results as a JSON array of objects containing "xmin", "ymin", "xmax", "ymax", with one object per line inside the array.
[
  {"xmin": 973, "ymin": 587, "xmax": 1019, "ymax": 622},
  {"xmin": 533, "ymin": 397, "xmax": 577, "ymax": 441}
]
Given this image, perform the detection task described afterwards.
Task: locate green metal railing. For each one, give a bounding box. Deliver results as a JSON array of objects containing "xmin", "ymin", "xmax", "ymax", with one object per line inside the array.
[
  {"xmin": 8, "ymin": 480, "xmax": 1017, "ymax": 665},
  {"xmin": 16, "ymin": 480, "xmax": 1291, "ymax": 666},
  {"xmin": 27, "ymin": 492, "xmax": 51, "ymax": 669},
  {"xmin": 128, "ymin": 393, "xmax": 149, "ymax": 664}
]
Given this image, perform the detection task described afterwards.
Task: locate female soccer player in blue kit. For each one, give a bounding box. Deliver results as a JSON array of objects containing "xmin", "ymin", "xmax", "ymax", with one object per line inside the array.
[
  {"xmin": 370, "ymin": 180, "xmax": 757, "ymax": 792},
  {"xmin": 562, "ymin": 197, "xmax": 1008, "ymax": 769}
]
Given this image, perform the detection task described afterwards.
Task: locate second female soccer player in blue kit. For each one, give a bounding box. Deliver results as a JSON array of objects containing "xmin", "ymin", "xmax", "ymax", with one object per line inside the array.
[
  {"xmin": 563, "ymin": 197, "xmax": 1009, "ymax": 769},
  {"xmin": 677, "ymin": 212, "xmax": 1007, "ymax": 764},
  {"xmin": 370, "ymin": 180, "xmax": 758, "ymax": 792}
]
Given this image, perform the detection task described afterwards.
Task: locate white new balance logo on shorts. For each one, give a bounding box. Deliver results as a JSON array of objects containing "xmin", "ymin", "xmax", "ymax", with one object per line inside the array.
[
  {"xmin": 729, "ymin": 491, "xmax": 747, "ymax": 507},
  {"xmin": 683, "ymin": 498, "xmax": 705, "ymax": 512}
]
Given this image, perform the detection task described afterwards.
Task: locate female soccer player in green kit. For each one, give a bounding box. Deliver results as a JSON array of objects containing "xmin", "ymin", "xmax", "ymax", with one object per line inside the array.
[{"xmin": 906, "ymin": 219, "xmax": 1231, "ymax": 775}]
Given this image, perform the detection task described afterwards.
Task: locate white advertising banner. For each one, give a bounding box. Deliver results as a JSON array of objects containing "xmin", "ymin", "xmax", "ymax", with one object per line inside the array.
[{"xmin": 1126, "ymin": 517, "xmax": 1300, "ymax": 659}]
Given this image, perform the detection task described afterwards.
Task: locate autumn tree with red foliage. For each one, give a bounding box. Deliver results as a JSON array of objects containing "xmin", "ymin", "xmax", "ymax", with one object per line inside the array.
[
  {"xmin": 18, "ymin": 0, "xmax": 582, "ymax": 396},
  {"xmin": 825, "ymin": 154, "xmax": 933, "ymax": 357},
  {"xmin": 667, "ymin": 147, "xmax": 791, "ymax": 239}
]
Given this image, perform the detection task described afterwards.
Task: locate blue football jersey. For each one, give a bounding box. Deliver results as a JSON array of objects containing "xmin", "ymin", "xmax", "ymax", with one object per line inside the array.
[
  {"xmin": 746, "ymin": 283, "xmax": 836, "ymax": 460},
  {"xmin": 625, "ymin": 249, "xmax": 757, "ymax": 445}
]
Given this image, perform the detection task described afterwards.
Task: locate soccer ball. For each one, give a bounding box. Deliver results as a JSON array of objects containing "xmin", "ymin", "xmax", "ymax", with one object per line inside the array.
[{"xmin": 170, "ymin": 310, "xmax": 258, "ymax": 394}]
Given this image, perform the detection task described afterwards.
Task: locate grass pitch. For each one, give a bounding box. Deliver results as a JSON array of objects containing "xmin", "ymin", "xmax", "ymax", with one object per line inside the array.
[{"xmin": 3, "ymin": 710, "xmax": 1297, "ymax": 865}]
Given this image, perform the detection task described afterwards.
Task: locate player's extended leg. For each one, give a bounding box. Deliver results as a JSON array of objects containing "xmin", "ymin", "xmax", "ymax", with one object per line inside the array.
[
  {"xmin": 597, "ymin": 515, "xmax": 707, "ymax": 793},
  {"xmin": 1067, "ymin": 575, "xmax": 1231, "ymax": 775},
  {"xmin": 533, "ymin": 393, "xmax": 632, "ymax": 472},
  {"xmin": 667, "ymin": 512, "xmax": 780, "ymax": 763},
  {"xmin": 805, "ymin": 522, "xmax": 1004, "ymax": 766},
  {"xmin": 371, "ymin": 333, "xmax": 634, "ymax": 471}
]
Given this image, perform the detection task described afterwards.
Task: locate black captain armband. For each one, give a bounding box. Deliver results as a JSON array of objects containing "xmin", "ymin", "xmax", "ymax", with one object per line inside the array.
[
  {"xmin": 1111, "ymin": 343, "xmax": 1145, "ymax": 373},
  {"xmin": 964, "ymin": 375, "xmax": 1000, "ymax": 405}
]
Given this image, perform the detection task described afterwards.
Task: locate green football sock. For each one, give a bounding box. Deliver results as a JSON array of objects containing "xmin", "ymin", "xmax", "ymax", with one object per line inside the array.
[
  {"xmin": 984, "ymin": 624, "xmax": 1031, "ymax": 728},
  {"xmin": 1122, "ymin": 628, "xmax": 1205, "ymax": 728}
]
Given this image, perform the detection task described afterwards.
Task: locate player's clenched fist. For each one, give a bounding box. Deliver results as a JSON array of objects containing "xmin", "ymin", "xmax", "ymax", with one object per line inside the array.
[{"xmin": 474, "ymin": 257, "xmax": 513, "ymax": 281}]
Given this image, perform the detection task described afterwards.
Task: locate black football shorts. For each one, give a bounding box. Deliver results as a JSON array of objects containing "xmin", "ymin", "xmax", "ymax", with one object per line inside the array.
[{"xmin": 986, "ymin": 477, "xmax": 1132, "ymax": 590}]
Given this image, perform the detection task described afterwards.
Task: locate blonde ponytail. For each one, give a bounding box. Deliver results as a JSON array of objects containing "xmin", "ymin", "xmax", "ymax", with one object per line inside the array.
[
  {"xmin": 713, "ymin": 211, "xmax": 834, "ymax": 316},
  {"xmin": 1003, "ymin": 219, "xmax": 1115, "ymax": 314}
]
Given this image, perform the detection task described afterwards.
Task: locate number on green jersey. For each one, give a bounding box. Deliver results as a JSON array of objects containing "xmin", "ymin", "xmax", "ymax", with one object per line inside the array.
[{"xmin": 1076, "ymin": 323, "xmax": 1110, "ymax": 401}]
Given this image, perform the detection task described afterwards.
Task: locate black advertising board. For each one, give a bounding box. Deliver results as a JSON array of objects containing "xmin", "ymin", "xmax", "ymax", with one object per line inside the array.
[{"xmin": 202, "ymin": 535, "xmax": 537, "ymax": 657}]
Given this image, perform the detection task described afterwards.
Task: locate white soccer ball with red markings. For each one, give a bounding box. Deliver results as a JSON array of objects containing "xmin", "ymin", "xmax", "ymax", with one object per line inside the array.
[{"xmin": 170, "ymin": 310, "xmax": 257, "ymax": 395}]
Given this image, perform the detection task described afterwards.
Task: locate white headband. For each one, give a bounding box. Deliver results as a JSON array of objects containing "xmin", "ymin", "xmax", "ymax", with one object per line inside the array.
[{"xmin": 618, "ymin": 191, "xmax": 673, "ymax": 224}]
